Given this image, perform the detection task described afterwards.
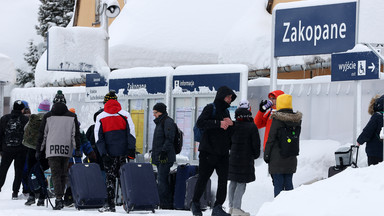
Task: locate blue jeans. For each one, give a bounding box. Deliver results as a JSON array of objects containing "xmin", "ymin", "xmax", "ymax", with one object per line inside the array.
[
  {"xmin": 156, "ymin": 162, "xmax": 173, "ymax": 208},
  {"xmin": 271, "ymin": 174, "xmax": 293, "ymax": 197}
]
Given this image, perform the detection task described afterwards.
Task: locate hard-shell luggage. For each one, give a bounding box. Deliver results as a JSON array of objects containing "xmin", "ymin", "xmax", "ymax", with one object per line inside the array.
[
  {"xmin": 69, "ymin": 163, "xmax": 107, "ymax": 209},
  {"xmin": 185, "ymin": 175, "xmax": 212, "ymax": 210},
  {"xmin": 328, "ymin": 145, "xmax": 359, "ymax": 178},
  {"xmin": 173, "ymin": 164, "xmax": 199, "ymax": 209},
  {"xmin": 119, "ymin": 162, "xmax": 159, "ymax": 213}
]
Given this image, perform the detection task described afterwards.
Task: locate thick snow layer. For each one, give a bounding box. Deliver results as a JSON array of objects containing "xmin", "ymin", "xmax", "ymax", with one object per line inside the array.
[
  {"xmin": 108, "ymin": 0, "xmax": 332, "ymax": 70},
  {"xmin": 0, "ymin": 139, "xmax": 375, "ymax": 216}
]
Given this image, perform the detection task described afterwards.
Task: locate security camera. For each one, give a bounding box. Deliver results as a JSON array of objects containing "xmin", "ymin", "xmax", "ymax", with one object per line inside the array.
[{"xmin": 104, "ymin": 0, "xmax": 120, "ymax": 18}]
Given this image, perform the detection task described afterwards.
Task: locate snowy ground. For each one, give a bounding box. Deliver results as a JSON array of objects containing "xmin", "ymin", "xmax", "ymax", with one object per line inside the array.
[{"xmin": 0, "ymin": 139, "xmax": 380, "ymax": 216}]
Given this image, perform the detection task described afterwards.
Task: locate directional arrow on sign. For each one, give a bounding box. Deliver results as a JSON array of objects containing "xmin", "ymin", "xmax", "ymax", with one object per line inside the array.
[{"xmin": 368, "ymin": 62, "xmax": 375, "ymax": 72}]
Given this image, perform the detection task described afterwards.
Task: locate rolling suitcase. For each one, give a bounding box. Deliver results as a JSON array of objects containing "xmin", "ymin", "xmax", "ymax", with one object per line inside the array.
[
  {"xmin": 119, "ymin": 162, "xmax": 159, "ymax": 213},
  {"xmin": 184, "ymin": 174, "xmax": 212, "ymax": 210},
  {"xmin": 69, "ymin": 163, "xmax": 107, "ymax": 209},
  {"xmin": 328, "ymin": 145, "xmax": 359, "ymax": 178},
  {"xmin": 173, "ymin": 164, "xmax": 199, "ymax": 209}
]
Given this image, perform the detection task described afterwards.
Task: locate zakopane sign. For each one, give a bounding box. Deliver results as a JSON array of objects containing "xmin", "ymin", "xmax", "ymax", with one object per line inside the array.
[{"xmin": 274, "ymin": 1, "xmax": 357, "ymax": 57}]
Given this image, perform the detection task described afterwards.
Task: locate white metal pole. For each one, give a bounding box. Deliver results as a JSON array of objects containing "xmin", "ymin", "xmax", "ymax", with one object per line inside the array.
[
  {"xmin": 270, "ymin": 10, "xmax": 277, "ymax": 92},
  {"xmin": 354, "ymin": 80, "xmax": 362, "ymax": 145},
  {"xmin": 102, "ymin": 3, "xmax": 109, "ymax": 66}
]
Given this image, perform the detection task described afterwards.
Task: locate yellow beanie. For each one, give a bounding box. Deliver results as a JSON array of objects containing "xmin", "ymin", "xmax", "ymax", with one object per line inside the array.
[{"xmin": 276, "ymin": 94, "xmax": 293, "ymax": 110}]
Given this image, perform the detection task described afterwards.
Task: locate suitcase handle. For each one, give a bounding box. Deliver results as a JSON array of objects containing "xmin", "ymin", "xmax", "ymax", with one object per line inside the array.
[{"xmin": 350, "ymin": 145, "xmax": 359, "ymax": 168}]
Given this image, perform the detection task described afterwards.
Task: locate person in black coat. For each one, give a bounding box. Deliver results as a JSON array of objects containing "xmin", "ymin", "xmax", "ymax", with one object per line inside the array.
[
  {"xmin": 228, "ymin": 100, "xmax": 260, "ymax": 216},
  {"xmin": 191, "ymin": 86, "xmax": 236, "ymax": 216},
  {"xmin": 151, "ymin": 102, "xmax": 176, "ymax": 209},
  {"xmin": 264, "ymin": 94, "xmax": 302, "ymax": 197},
  {"xmin": 0, "ymin": 100, "xmax": 29, "ymax": 199},
  {"xmin": 357, "ymin": 94, "xmax": 384, "ymax": 166}
]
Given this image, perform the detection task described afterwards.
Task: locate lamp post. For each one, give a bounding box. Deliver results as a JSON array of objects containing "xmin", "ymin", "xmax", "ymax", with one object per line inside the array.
[{"xmin": 100, "ymin": 0, "xmax": 120, "ymax": 65}]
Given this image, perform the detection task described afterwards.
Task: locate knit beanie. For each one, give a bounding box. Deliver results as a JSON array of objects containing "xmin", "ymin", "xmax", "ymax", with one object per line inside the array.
[
  {"xmin": 153, "ymin": 102, "xmax": 167, "ymax": 114},
  {"xmin": 13, "ymin": 100, "xmax": 25, "ymax": 111},
  {"xmin": 53, "ymin": 90, "xmax": 66, "ymax": 104},
  {"xmin": 239, "ymin": 99, "xmax": 250, "ymax": 109},
  {"xmin": 103, "ymin": 90, "xmax": 117, "ymax": 104},
  {"xmin": 38, "ymin": 99, "xmax": 51, "ymax": 112},
  {"xmin": 69, "ymin": 108, "xmax": 76, "ymax": 113},
  {"xmin": 276, "ymin": 94, "xmax": 293, "ymax": 111},
  {"xmin": 21, "ymin": 100, "xmax": 29, "ymax": 109},
  {"xmin": 235, "ymin": 107, "xmax": 253, "ymax": 121}
]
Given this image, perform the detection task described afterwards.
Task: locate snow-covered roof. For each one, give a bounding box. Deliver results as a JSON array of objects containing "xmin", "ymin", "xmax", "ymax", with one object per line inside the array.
[
  {"xmin": 0, "ymin": 53, "xmax": 16, "ymax": 84},
  {"xmin": 107, "ymin": 0, "xmax": 333, "ymax": 71}
]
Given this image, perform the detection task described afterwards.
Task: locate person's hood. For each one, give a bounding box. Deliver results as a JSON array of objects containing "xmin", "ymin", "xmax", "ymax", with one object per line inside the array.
[
  {"xmin": 368, "ymin": 94, "xmax": 384, "ymax": 115},
  {"xmin": 268, "ymin": 90, "xmax": 285, "ymax": 99},
  {"xmin": 104, "ymin": 99, "xmax": 122, "ymax": 114},
  {"xmin": 272, "ymin": 110, "xmax": 303, "ymax": 123},
  {"xmin": 214, "ymin": 86, "xmax": 237, "ymax": 102},
  {"xmin": 51, "ymin": 102, "xmax": 68, "ymax": 115}
]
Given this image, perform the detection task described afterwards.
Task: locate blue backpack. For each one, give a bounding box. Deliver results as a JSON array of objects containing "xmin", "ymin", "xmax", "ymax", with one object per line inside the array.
[{"xmin": 193, "ymin": 103, "xmax": 216, "ymax": 142}]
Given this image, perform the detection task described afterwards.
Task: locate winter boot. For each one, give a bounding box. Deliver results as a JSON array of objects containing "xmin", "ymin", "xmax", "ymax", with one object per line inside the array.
[
  {"xmin": 53, "ymin": 198, "xmax": 64, "ymax": 210},
  {"xmin": 231, "ymin": 208, "xmax": 250, "ymax": 216},
  {"xmin": 64, "ymin": 188, "xmax": 74, "ymax": 207},
  {"xmin": 191, "ymin": 202, "xmax": 203, "ymax": 216},
  {"xmin": 12, "ymin": 192, "xmax": 18, "ymax": 200},
  {"xmin": 98, "ymin": 205, "xmax": 116, "ymax": 212},
  {"xmin": 25, "ymin": 196, "xmax": 36, "ymax": 206},
  {"xmin": 37, "ymin": 198, "xmax": 45, "ymax": 206},
  {"xmin": 212, "ymin": 205, "xmax": 230, "ymax": 216}
]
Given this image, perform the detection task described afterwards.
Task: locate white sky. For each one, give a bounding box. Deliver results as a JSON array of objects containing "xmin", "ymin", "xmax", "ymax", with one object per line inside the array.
[{"xmin": 0, "ymin": 0, "xmax": 42, "ymax": 69}]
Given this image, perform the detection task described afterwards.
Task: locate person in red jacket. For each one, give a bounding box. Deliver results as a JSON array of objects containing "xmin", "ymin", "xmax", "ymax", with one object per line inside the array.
[{"xmin": 254, "ymin": 90, "xmax": 284, "ymax": 151}]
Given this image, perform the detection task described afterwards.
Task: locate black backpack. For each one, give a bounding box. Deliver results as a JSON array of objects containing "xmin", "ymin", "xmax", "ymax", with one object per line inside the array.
[
  {"xmin": 4, "ymin": 116, "xmax": 24, "ymax": 147},
  {"xmin": 278, "ymin": 124, "xmax": 301, "ymax": 158},
  {"xmin": 193, "ymin": 103, "xmax": 216, "ymax": 142},
  {"xmin": 162, "ymin": 117, "xmax": 184, "ymax": 154},
  {"xmin": 28, "ymin": 162, "xmax": 48, "ymax": 195}
]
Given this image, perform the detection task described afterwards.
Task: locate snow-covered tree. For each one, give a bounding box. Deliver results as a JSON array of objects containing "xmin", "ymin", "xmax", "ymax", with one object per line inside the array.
[
  {"xmin": 16, "ymin": 40, "xmax": 45, "ymax": 87},
  {"xmin": 35, "ymin": 0, "xmax": 75, "ymax": 40}
]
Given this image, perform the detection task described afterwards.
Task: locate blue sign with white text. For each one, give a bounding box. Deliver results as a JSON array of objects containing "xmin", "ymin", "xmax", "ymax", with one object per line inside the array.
[
  {"xmin": 331, "ymin": 51, "xmax": 380, "ymax": 81},
  {"xmin": 275, "ymin": 2, "xmax": 356, "ymax": 57},
  {"xmin": 173, "ymin": 73, "xmax": 240, "ymax": 92},
  {"xmin": 109, "ymin": 77, "xmax": 166, "ymax": 95},
  {"xmin": 86, "ymin": 73, "xmax": 107, "ymax": 87}
]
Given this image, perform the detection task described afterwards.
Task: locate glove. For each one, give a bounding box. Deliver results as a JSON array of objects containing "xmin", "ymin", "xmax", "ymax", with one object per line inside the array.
[
  {"xmin": 35, "ymin": 151, "xmax": 41, "ymax": 161},
  {"xmin": 128, "ymin": 149, "xmax": 136, "ymax": 160},
  {"xmin": 259, "ymin": 100, "xmax": 273, "ymax": 112},
  {"xmin": 87, "ymin": 151, "xmax": 97, "ymax": 161},
  {"xmin": 159, "ymin": 151, "xmax": 168, "ymax": 164},
  {"xmin": 74, "ymin": 149, "xmax": 82, "ymax": 158},
  {"xmin": 264, "ymin": 154, "xmax": 270, "ymax": 164}
]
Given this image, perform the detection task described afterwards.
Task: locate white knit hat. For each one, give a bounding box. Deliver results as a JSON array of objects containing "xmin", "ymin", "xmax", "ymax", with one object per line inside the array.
[{"xmin": 239, "ymin": 99, "xmax": 250, "ymax": 109}]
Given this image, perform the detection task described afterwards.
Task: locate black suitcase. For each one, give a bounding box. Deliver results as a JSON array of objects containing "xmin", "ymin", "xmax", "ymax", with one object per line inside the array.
[
  {"xmin": 69, "ymin": 163, "xmax": 107, "ymax": 209},
  {"xmin": 173, "ymin": 164, "xmax": 198, "ymax": 209},
  {"xmin": 119, "ymin": 162, "xmax": 159, "ymax": 213},
  {"xmin": 184, "ymin": 175, "xmax": 212, "ymax": 210},
  {"xmin": 328, "ymin": 145, "xmax": 359, "ymax": 178}
]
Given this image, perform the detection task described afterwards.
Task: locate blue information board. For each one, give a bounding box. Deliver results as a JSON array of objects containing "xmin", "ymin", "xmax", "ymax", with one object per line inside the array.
[
  {"xmin": 331, "ymin": 51, "xmax": 379, "ymax": 81},
  {"xmin": 173, "ymin": 73, "xmax": 240, "ymax": 92},
  {"xmin": 275, "ymin": 2, "xmax": 356, "ymax": 57},
  {"xmin": 109, "ymin": 77, "xmax": 167, "ymax": 95},
  {"xmin": 86, "ymin": 73, "xmax": 107, "ymax": 87}
]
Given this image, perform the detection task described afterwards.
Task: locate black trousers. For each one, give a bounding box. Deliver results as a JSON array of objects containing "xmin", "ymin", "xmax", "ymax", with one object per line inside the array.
[
  {"xmin": 0, "ymin": 150, "xmax": 27, "ymax": 193},
  {"xmin": 48, "ymin": 157, "xmax": 69, "ymax": 199},
  {"xmin": 192, "ymin": 151, "xmax": 229, "ymax": 207}
]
